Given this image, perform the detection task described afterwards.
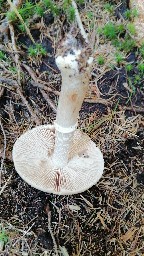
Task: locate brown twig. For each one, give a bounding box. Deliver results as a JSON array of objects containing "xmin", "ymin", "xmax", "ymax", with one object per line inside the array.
[
  {"xmin": 15, "ymin": 84, "xmax": 40, "ymax": 125},
  {"xmin": 0, "ymin": 77, "xmax": 17, "ymax": 86},
  {"xmin": 8, "ymin": 21, "xmax": 21, "ymax": 84},
  {"xmin": 0, "ymin": 87, "xmax": 5, "ymax": 98},
  {"xmin": 22, "ymin": 63, "xmax": 58, "ymax": 111},
  {"xmin": 7, "ymin": 22, "xmax": 40, "ymax": 125},
  {"xmin": 47, "ymin": 210, "xmax": 59, "ymax": 256},
  {"xmin": 0, "ymin": 118, "xmax": 7, "ymax": 188},
  {"xmin": 43, "ymin": 61, "xmax": 59, "ymax": 74},
  {"xmin": 124, "ymin": 107, "xmax": 144, "ymax": 114},
  {"xmin": 0, "ymin": 18, "xmax": 9, "ymax": 41},
  {"xmin": 22, "ymin": 63, "xmax": 38, "ymax": 82},
  {"xmin": 40, "ymin": 88, "xmax": 57, "ymax": 113},
  {"xmin": 22, "ymin": 63, "xmax": 59, "ymax": 95},
  {"xmin": 30, "ymin": 81, "xmax": 60, "ymax": 96},
  {"xmin": 0, "ymin": 175, "xmax": 12, "ymax": 196},
  {"xmin": 0, "ymin": 77, "xmax": 40, "ymax": 124},
  {"xmin": 71, "ymin": 0, "xmax": 88, "ymax": 43},
  {"xmin": 0, "ymin": 44, "xmax": 23, "ymax": 54}
]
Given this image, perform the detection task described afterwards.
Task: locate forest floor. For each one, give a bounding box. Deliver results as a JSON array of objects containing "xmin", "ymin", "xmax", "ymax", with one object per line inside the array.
[{"xmin": 0, "ymin": 0, "xmax": 144, "ymax": 255}]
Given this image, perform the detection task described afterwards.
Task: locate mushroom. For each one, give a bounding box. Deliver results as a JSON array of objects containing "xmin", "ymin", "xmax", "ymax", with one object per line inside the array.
[{"xmin": 12, "ymin": 32, "xmax": 104, "ymax": 195}]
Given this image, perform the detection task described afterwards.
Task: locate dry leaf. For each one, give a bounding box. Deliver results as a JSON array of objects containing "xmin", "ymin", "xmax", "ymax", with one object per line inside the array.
[{"xmin": 121, "ymin": 227, "xmax": 138, "ymax": 242}]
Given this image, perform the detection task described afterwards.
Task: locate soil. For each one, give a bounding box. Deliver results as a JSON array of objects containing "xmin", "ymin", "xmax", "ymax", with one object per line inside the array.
[{"xmin": 0, "ymin": 0, "xmax": 144, "ymax": 255}]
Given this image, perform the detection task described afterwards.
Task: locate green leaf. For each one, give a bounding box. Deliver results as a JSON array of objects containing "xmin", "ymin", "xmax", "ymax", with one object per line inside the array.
[{"xmin": 0, "ymin": 230, "xmax": 9, "ymax": 243}]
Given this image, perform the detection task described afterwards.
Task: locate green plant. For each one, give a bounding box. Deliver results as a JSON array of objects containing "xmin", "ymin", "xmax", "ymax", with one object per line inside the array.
[
  {"xmin": 67, "ymin": 6, "xmax": 75, "ymax": 21},
  {"xmin": 35, "ymin": 4, "xmax": 45, "ymax": 17},
  {"xmin": 100, "ymin": 22, "xmax": 125, "ymax": 41},
  {"xmin": 124, "ymin": 10, "xmax": 132, "ymax": 20},
  {"xmin": 7, "ymin": 0, "xmax": 59, "ymax": 24},
  {"xmin": 99, "ymin": 19, "xmax": 136, "ymax": 53},
  {"xmin": 19, "ymin": 1, "xmax": 35, "ymax": 20},
  {"xmin": 44, "ymin": 0, "xmax": 59, "ymax": 16},
  {"xmin": 28, "ymin": 46, "xmax": 37, "ymax": 57},
  {"xmin": 112, "ymin": 39, "xmax": 121, "ymax": 48},
  {"xmin": 63, "ymin": 0, "xmax": 70, "ymax": 10},
  {"xmin": 8, "ymin": 66, "xmax": 17, "ymax": 73},
  {"xmin": 0, "ymin": 0, "xmax": 4, "ymax": 9},
  {"xmin": 18, "ymin": 22, "xmax": 28, "ymax": 32},
  {"xmin": 127, "ymin": 23, "xmax": 136, "ymax": 35},
  {"xmin": 134, "ymin": 74, "xmax": 141, "ymax": 85},
  {"xmin": 76, "ymin": 0, "xmax": 84, "ymax": 4},
  {"xmin": 116, "ymin": 24, "xmax": 125, "ymax": 35},
  {"xmin": 6, "ymin": 0, "xmax": 85, "ymax": 31},
  {"xmin": 124, "ymin": 8, "xmax": 139, "ymax": 20},
  {"xmin": 0, "ymin": 230, "xmax": 9, "ymax": 250},
  {"xmin": 103, "ymin": 22, "xmax": 117, "ymax": 40},
  {"xmin": 63, "ymin": 0, "xmax": 77, "ymax": 22},
  {"xmin": 7, "ymin": 10, "xmax": 17, "ymax": 22},
  {"xmin": 97, "ymin": 55, "xmax": 105, "ymax": 65},
  {"xmin": 0, "ymin": 50, "xmax": 5, "ymax": 60},
  {"xmin": 104, "ymin": 3, "xmax": 114, "ymax": 13},
  {"xmin": 115, "ymin": 52, "xmax": 124, "ymax": 64},
  {"xmin": 0, "ymin": 230, "xmax": 8, "ymax": 242},
  {"xmin": 125, "ymin": 63, "xmax": 133, "ymax": 72},
  {"xmin": 120, "ymin": 37, "xmax": 136, "ymax": 52},
  {"xmin": 87, "ymin": 11, "xmax": 94, "ymax": 20},
  {"xmin": 132, "ymin": 8, "xmax": 139, "ymax": 18},
  {"xmin": 28, "ymin": 44, "xmax": 47, "ymax": 58},
  {"xmin": 137, "ymin": 62, "xmax": 144, "ymax": 73},
  {"xmin": 139, "ymin": 44, "xmax": 144, "ymax": 58},
  {"xmin": 126, "ymin": 77, "xmax": 136, "ymax": 104}
]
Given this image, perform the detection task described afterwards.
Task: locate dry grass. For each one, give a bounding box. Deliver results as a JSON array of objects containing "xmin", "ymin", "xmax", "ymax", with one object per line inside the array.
[
  {"xmin": 81, "ymin": 110, "xmax": 143, "ymax": 155},
  {"xmin": 1, "ymin": 107, "xmax": 143, "ymax": 255}
]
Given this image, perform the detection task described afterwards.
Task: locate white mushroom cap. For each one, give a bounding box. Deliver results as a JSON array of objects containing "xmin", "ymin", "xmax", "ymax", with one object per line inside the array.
[{"xmin": 12, "ymin": 125, "xmax": 104, "ymax": 195}]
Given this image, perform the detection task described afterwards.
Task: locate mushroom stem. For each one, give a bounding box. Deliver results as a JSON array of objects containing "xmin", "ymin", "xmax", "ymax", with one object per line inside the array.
[{"xmin": 52, "ymin": 36, "xmax": 93, "ymax": 168}]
